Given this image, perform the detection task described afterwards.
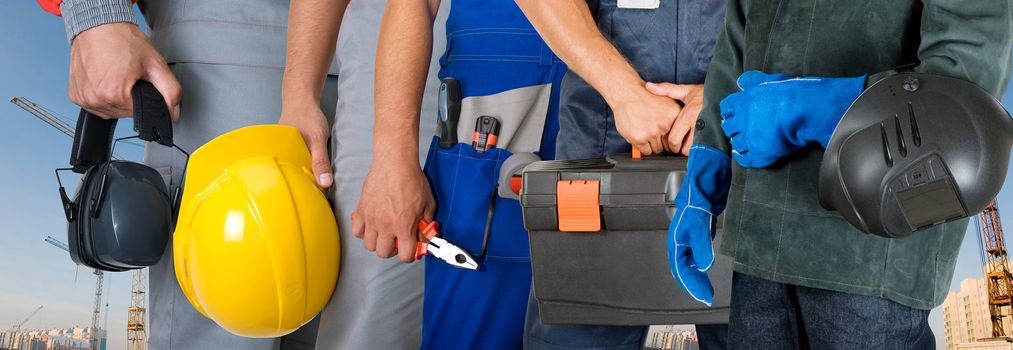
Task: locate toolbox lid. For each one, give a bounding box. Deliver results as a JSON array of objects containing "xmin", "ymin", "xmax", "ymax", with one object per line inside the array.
[{"xmin": 519, "ymin": 154, "xmax": 687, "ymax": 231}]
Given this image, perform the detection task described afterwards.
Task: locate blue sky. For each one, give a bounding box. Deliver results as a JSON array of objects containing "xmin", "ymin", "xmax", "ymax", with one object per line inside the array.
[{"xmin": 0, "ymin": 2, "xmax": 1011, "ymax": 350}]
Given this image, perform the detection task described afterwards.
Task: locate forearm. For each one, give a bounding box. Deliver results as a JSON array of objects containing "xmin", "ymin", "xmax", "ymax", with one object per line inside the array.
[
  {"xmin": 61, "ymin": 0, "xmax": 138, "ymax": 42},
  {"xmin": 516, "ymin": 0, "xmax": 643, "ymax": 106},
  {"xmin": 281, "ymin": 0, "xmax": 349, "ymax": 108},
  {"xmin": 373, "ymin": 0, "xmax": 441, "ymax": 164},
  {"xmin": 917, "ymin": 0, "xmax": 1012, "ymax": 96},
  {"xmin": 869, "ymin": 0, "xmax": 1013, "ymax": 97}
]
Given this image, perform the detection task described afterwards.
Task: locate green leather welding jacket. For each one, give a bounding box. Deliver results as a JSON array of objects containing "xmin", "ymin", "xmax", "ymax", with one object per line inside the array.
[{"xmin": 700, "ymin": 0, "xmax": 1013, "ymax": 310}]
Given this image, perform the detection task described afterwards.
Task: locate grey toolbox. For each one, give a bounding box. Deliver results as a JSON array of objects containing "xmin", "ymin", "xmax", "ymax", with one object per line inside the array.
[{"xmin": 519, "ymin": 154, "xmax": 732, "ymax": 325}]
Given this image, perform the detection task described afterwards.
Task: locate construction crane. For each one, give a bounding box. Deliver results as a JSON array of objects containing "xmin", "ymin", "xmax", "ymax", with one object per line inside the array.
[
  {"xmin": 977, "ymin": 201, "xmax": 1013, "ymax": 338},
  {"xmin": 6, "ymin": 305, "xmax": 43, "ymax": 350},
  {"xmin": 10, "ymin": 97, "xmax": 120, "ymax": 160},
  {"xmin": 45, "ymin": 236, "xmax": 102, "ymax": 350},
  {"xmin": 127, "ymin": 270, "xmax": 147, "ymax": 350},
  {"xmin": 14, "ymin": 96, "xmax": 148, "ymax": 350}
]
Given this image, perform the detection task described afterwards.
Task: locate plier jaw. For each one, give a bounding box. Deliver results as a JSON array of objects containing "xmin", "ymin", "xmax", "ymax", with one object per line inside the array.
[{"xmin": 416, "ymin": 220, "xmax": 479, "ymax": 270}]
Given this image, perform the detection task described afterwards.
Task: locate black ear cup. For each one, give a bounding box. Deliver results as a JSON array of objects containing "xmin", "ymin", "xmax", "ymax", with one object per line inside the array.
[{"xmin": 57, "ymin": 81, "xmax": 179, "ymax": 272}]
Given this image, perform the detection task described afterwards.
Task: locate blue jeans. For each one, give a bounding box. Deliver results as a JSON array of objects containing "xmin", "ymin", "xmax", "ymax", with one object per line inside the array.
[
  {"xmin": 523, "ymin": 289, "xmax": 729, "ymax": 350},
  {"xmin": 728, "ymin": 273, "xmax": 934, "ymax": 350}
]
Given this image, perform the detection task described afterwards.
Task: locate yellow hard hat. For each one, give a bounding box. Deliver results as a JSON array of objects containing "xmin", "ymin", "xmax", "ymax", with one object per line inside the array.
[{"xmin": 173, "ymin": 125, "xmax": 339, "ymax": 338}]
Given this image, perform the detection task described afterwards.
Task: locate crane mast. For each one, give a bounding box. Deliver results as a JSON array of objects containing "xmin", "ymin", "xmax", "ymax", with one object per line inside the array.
[
  {"xmin": 45, "ymin": 236, "xmax": 103, "ymax": 350},
  {"xmin": 978, "ymin": 201, "xmax": 1013, "ymax": 338}
]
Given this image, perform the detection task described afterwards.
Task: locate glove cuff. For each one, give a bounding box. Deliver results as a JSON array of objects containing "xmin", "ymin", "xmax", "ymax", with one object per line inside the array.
[
  {"xmin": 676, "ymin": 145, "xmax": 733, "ymax": 214},
  {"xmin": 812, "ymin": 75, "xmax": 868, "ymax": 147}
]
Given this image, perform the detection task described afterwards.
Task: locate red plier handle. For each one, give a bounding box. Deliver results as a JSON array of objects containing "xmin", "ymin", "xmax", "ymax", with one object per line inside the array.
[{"xmin": 413, "ymin": 219, "xmax": 440, "ymax": 260}]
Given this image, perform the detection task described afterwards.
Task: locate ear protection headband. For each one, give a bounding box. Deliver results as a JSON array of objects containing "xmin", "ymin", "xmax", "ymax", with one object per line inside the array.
[{"xmin": 55, "ymin": 81, "xmax": 187, "ymax": 271}]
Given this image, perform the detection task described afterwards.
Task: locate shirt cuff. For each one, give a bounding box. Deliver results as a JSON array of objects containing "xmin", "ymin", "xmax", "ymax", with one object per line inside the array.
[{"xmin": 61, "ymin": 0, "xmax": 138, "ymax": 43}]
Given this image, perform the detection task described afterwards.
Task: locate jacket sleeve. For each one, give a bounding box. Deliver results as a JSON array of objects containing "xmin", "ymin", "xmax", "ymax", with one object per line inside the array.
[
  {"xmin": 869, "ymin": 0, "xmax": 1013, "ymax": 97},
  {"xmin": 693, "ymin": 0, "xmax": 746, "ymax": 153},
  {"xmin": 37, "ymin": 0, "xmax": 139, "ymax": 43}
]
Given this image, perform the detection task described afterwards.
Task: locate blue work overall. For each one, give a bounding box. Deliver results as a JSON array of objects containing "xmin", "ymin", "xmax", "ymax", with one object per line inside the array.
[{"xmin": 421, "ymin": 1, "xmax": 567, "ymax": 349}]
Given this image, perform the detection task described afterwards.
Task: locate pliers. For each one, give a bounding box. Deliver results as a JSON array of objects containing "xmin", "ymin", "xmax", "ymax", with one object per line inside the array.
[{"xmin": 413, "ymin": 220, "xmax": 479, "ymax": 270}]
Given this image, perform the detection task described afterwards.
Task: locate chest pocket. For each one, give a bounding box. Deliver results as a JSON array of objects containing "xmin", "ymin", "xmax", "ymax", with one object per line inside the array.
[
  {"xmin": 426, "ymin": 28, "xmax": 566, "ymax": 262},
  {"xmin": 595, "ymin": 0, "xmax": 724, "ymax": 84}
]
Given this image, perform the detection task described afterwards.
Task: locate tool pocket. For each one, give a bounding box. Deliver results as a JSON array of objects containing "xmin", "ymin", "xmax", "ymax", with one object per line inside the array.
[{"xmin": 423, "ymin": 138, "xmax": 531, "ymax": 262}]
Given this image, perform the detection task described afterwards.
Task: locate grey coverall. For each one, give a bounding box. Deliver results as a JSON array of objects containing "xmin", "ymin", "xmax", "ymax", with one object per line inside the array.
[{"xmin": 57, "ymin": 0, "xmax": 438, "ymax": 348}]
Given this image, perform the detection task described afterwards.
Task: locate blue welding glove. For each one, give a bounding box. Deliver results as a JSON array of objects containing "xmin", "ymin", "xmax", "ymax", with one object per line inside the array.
[
  {"xmin": 668, "ymin": 145, "xmax": 732, "ymax": 306},
  {"xmin": 719, "ymin": 70, "xmax": 867, "ymax": 168}
]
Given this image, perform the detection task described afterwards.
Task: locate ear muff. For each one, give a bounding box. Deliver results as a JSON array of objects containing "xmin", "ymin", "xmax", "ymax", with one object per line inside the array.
[{"xmin": 56, "ymin": 81, "xmax": 180, "ymax": 272}]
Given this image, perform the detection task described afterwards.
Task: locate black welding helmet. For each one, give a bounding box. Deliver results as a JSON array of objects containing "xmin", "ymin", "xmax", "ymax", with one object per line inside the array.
[
  {"xmin": 819, "ymin": 73, "xmax": 1013, "ymax": 238},
  {"xmin": 56, "ymin": 81, "xmax": 184, "ymax": 271}
]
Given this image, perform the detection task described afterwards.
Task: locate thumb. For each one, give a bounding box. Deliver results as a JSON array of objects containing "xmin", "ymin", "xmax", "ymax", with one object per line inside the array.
[
  {"xmin": 736, "ymin": 70, "xmax": 790, "ymax": 90},
  {"xmin": 145, "ymin": 60, "xmax": 182, "ymax": 122},
  {"xmin": 645, "ymin": 82, "xmax": 695, "ymax": 101},
  {"xmin": 309, "ymin": 136, "xmax": 334, "ymax": 188}
]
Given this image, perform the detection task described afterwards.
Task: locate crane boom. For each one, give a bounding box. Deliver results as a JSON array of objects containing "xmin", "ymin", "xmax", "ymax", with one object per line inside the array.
[
  {"xmin": 8, "ymin": 305, "xmax": 43, "ymax": 349},
  {"xmin": 10, "ymin": 97, "xmax": 121, "ymax": 160},
  {"xmin": 14, "ymin": 306, "xmax": 43, "ymax": 328},
  {"xmin": 44, "ymin": 236, "xmax": 69, "ymax": 252}
]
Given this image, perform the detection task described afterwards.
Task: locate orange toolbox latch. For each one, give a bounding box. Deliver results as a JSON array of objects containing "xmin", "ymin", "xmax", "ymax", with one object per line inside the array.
[{"xmin": 556, "ymin": 180, "xmax": 601, "ymax": 232}]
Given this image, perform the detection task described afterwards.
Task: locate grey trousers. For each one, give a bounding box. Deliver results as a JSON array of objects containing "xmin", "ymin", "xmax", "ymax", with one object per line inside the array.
[
  {"xmin": 311, "ymin": 1, "xmax": 448, "ymax": 349},
  {"xmin": 144, "ymin": 62, "xmax": 338, "ymax": 350}
]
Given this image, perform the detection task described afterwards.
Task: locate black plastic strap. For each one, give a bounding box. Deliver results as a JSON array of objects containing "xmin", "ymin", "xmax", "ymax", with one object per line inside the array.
[
  {"xmin": 69, "ymin": 110, "xmax": 117, "ymax": 174},
  {"xmin": 68, "ymin": 81, "xmax": 174, "ymax": 173},
  {"xmin": 131, "ymin": 81, "xmax": 174, "ymax": 146}
]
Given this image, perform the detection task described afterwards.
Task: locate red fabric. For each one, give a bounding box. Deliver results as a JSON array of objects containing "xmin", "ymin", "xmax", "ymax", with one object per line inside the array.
[
  {"xmin": 37, "ymin": 0, "xmax": 61, "ymax": 16},
  {"xmin": 37, "ymin": 0, "xmax": 138, "ymax": 17}
]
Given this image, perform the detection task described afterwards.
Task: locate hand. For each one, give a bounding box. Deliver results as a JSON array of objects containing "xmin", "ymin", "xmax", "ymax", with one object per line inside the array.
[
  {"xmin": 611, "ymin": 86, "xmax": 684, "ymax": 156},
  {"xmin": 668, "ymin": 145, "xmax": 731, "ymax": 306},
  {"xmin": 279, "ymin": 102, "xmax": 333, "ymax": 188},
  {"xmin": 646, "ymin": 83, "xmax": 705, "ymax": 156},
  {"xmin": 352, "ymin": 158, "xmax": 436, "ymax": 262},
  {"xmin": 719, "ymin": 71, "xmax": 866, "ymax": 168},
  {"xmin": 68, "ymin": 23, "xmax": 181, "ymax": 120}
]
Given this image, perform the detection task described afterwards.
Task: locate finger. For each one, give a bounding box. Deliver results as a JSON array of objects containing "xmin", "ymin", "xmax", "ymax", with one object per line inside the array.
[
  {"xmin": 375, "ymin": 231, "xmax": 397, "ymax": 259},
  {"xmin": 667, "ymin": 118, "xmax": 693, "ymax": 155},
  {"xmin": 681, "ymin": 126, "xmax": 695, "ymax": 156},
  {"xmin": 350, "ymin": 212, "xmax": 365, "ymax": 239},
  {"xmin": 635, "ymin": 142, "xmax": 653, "ymax": 157},
  {"xmin": 309, "ymin": 138, "xmax": 334, "ymax": 188},
  {"xmin": 647, "ymin": 137, "xmax": 664, "ymax": 155},
  {"xmin": 646, "ymin": 82, "xmax": 694, "ymax": 101},
  {"xmin": 721, "ymin": 116, "xmax": 743, "ymax": 139},
  {"xmin": 363, "ymin": 226, "xmax": 379, "ymax": 252},
  {"xmin": 90, "ymin": 83, "xmax": 134, "ymax": 118},
  {"xmin": 718, "ymin": 91, "xmax": 746, "ymax": 121},
  {"xmin": 144, "ymin": 60, "xmax": 182, "ymax": 122},
  {"xmin": 666, "ymin": 130, "xmax": 685, "ymax": 155},
  {"xmin": 689, "ymin": 212, "xmax": 716, "ymax": 272},
  {"xmin": 678, "ymin": 265, "xmax": 715, "ymax": 306},
  {"xmin": 736, "ymin": 70, "xmax": 790, "ymax": 90},
  {"xmin": 423, "ymin": 201, "xmax": 435, "ymax": 222},
  {"xmin": 396, "ymin": 228, "xmax": 419, "ymax": 263}
]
